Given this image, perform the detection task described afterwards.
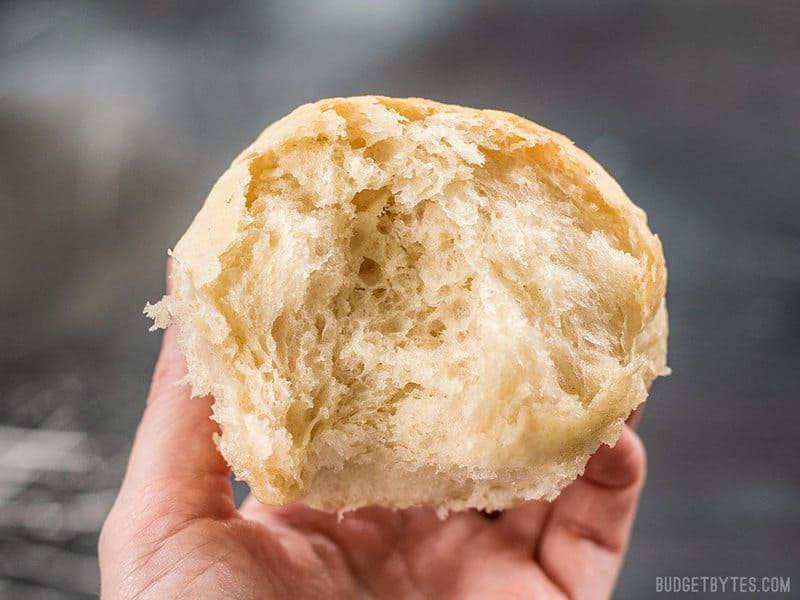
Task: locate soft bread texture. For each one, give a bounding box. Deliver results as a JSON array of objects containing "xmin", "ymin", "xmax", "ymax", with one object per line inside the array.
[{"xmin": 146, "ymin": 96, "xmax": 669, "ymax": 513}]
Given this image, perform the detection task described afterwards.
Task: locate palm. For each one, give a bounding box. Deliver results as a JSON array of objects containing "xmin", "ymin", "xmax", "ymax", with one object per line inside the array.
[
  {"xmin": 100, "ymin": 327, "xmax": 644, "ymax": 599},
  {"xmin": 117, "ymin": 503, "xmax": 564, "ymax": 598},
  {"xmin": 256, "ymin": 503, "xmax": 568, "ymax": 598}
]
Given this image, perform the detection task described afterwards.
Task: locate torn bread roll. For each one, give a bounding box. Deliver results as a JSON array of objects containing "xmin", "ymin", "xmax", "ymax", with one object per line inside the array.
[{"xmin": 146, "ymin": 96, "xmax": 669, "ymax": 513}]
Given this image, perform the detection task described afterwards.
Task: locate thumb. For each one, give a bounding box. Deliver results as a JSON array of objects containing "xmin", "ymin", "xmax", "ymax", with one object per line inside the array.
[{"xmin": 115, "ymin": 326, "xmax": 234, "ymax": 519}]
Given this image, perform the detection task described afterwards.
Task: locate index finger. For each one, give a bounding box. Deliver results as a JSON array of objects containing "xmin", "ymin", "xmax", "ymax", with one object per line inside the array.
[{"xmin": 535, "ymin": 426, "xmax": 647, "ymax": 599}]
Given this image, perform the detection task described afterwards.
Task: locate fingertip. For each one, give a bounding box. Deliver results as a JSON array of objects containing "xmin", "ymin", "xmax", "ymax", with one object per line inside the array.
[
  {"xmin": 583, "ymin": 426, "xmax": 647, "ymax": 491},
  {"xmin": 626, "ymin": 405, "xmax": 645, "ymax": 429}
]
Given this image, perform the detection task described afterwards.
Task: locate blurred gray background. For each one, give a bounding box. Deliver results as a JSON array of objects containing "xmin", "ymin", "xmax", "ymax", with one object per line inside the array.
[{"xmin": 1, "ymin": 1, "xmax": 798, "ymax": 598}]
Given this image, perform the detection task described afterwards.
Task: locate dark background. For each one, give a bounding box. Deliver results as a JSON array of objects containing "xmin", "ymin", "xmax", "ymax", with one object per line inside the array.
[{"xmin": 1, "ymin": 1, "xmax": 798, "ymax": 598}]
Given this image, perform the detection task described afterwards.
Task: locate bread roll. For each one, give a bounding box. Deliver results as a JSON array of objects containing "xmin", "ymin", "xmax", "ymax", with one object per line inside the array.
[{"xmin": 146, "ymin": 96, "xmax": 669, "ymax": 513}]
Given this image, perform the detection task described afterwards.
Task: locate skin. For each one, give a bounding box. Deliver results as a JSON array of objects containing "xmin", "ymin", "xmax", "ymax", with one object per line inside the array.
[{"xmin": 99, "ymin": 326, "xmax": 647, "ymax": 600}]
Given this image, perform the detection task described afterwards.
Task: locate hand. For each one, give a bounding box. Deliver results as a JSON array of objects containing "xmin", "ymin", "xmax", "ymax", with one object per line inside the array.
[{"xmin": 100, "ymin": 325, "xmax": 646, "ymax": 599}]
